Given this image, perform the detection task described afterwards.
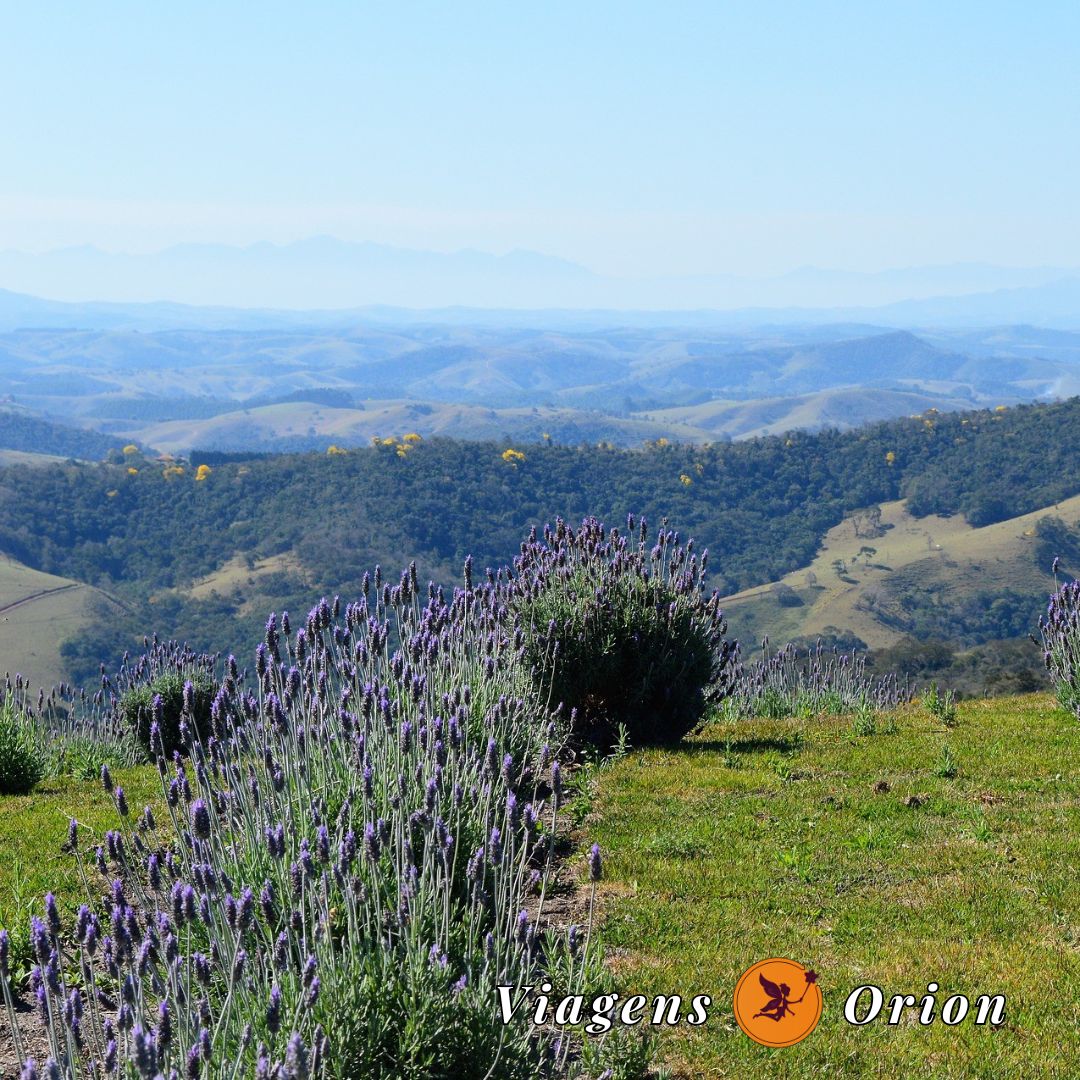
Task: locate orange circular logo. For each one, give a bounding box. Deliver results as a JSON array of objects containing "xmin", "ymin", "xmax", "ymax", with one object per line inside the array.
[{"xmin": 734, "ymin": 958, "xmax": 823, "ymax": 1047}]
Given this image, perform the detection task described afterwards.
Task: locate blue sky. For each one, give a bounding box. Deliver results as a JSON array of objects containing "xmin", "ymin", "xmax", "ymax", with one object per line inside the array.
[{"xmin": 2, "ymin": 1, "xmax": 1079, "ymax": 276}]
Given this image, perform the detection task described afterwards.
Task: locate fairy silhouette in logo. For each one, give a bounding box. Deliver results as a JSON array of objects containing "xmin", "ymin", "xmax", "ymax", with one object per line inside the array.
[{"xmin": 754, "ymin": 968, "xmax": 819, "ymax": 1023}]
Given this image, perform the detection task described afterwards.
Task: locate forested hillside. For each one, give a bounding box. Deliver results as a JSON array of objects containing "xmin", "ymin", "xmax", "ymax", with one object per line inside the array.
[
  {"xmin": 2, "ymin": 397, "xmax": 1080, "ymax": 685},
  {"xmin": 0, "ymin": 406, "xmax": 124, "ymax": 460}
]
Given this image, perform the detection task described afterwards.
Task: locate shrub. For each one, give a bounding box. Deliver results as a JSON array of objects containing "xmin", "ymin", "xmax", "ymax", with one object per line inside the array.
[
  {"xmin": 0, "ymin": 702, "xmax": 44, "ymax": 795},
  {"xmin": 118, "ymin": 667, "xmax": 216, "ymax": 755},
  {"xmin": 2, "ymin": 550, "xmax": 617, "ymax": 1077},
  {"xmin": 511, "ymin": 515, "xmax": 739, "ymax": 746},
  {"xmin": 1040, "ymin": 577, "xmax": 1080, "ymax": 716},
  {"xmin": 773, "ymin": 583, "xmax": 804, "ymax": 607}
]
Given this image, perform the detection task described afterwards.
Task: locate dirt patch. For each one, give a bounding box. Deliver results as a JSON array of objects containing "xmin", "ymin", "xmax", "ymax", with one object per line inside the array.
[{"xmin": 1, "ymin": 990, "xmax": 53, "ymax": 1074}]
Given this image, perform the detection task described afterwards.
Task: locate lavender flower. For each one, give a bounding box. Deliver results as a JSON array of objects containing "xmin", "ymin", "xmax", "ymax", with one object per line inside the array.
[
  {"xmin": 266, "ymin": 985, "xmax": 282, "ymax": 1035},
  {"xmin": 588, "ymin": 843, "xmax": 603, "ymax": 882},
  {"xmin": 190, "ymin": 799, "xmax": 212, "ymax": 841},
  {"xmin": 285, "ymin": 1033, "xmax": 309, "ymax": 1080}
]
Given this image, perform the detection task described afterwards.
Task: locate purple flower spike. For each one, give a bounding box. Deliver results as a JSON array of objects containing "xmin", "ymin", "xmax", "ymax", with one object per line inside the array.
[
  {"xmin": 30, "ymin": 917, "xmax": 50, "ymax": 965},
  {"xmin": 190, "ymin": 799, "xmax": 212, "ymax": 840},
  {"xmin": 285, "ymin": 1033, "xmax": 309, "ymax": 1080},
  {"xmin": 267, "ymin": 984, "xmax": 282, "ymax": 1035},
  {"xmin": 589, "ymin": 843, "xmax": 603, "ymax": 882},
  {"xmin": 44, "ymin": 893, "xmax": 61, "ymax": 934}
]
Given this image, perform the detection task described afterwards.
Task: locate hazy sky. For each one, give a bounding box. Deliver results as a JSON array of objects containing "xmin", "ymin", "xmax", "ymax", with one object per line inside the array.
[{"xmin": 3, "ymin": 2, "xmax": 1079, "ymax": 277}]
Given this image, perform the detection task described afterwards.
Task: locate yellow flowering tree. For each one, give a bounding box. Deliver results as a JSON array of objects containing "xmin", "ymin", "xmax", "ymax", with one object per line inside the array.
[{"xmin": 195, "ymin": 464, "xmax": 212, "ymax": 481}]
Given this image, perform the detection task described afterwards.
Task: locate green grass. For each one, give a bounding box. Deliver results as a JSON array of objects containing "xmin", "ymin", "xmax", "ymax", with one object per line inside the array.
[
  {"xmin": 0, "ymin": 765, "xmax": 161, "ymax": 976},
  {"xmin": 590, "ymin": 694, "xmax": 1080, "ymax": 1078}
]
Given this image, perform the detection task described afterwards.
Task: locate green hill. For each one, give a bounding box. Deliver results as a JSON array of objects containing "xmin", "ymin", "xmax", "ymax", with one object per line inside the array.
[
  {"xmin": 2, "ymin": 396, "xmax": 1080, "ymax": 688},
  {"xmin": 720, "ymin": 494, "xmax": 1080, "ymax": 651},
  {"xmin": 0, "ymin": 554, "xmax": 126, "ymax": 687},
  {"xmin": 0, "ymin": 405, "xmax": 126, "ymax": 460}
]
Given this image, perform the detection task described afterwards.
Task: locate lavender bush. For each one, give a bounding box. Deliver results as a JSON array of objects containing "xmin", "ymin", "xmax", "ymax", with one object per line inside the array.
[
  {"xmin": 511, "ymin": 516, "xmax": 739, "ymax": 746},
  {"xmin": 0, "ymin": 699, "xmax": 44, "ymax": 795},
  {"xmin": 118, "ymin": 664, "xmax": 217, "ymax": 756},
  {"xmin": 1, "ymin": 548, "xmax": 637, "ymax": 1078},
  {"xmin": 1040, "ymin": 576, "xmax": 1080, "ymax": 716},
  {"xmin": 728, "ymin": 637, "xmax": 914, "ymax": 721},
  {"xmin": 0, "ymin": 674, "xmax": 144, "ymax": 784}
]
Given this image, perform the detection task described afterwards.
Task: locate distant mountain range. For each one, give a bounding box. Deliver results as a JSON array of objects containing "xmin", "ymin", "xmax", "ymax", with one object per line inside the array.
[{"xmin": 1, "ymin": 241, "xmax": 1080, "ymax": 323}]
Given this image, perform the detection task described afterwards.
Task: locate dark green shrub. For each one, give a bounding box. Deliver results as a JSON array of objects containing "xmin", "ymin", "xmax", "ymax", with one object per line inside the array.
[
  {"xmin": 0, "ymin": 703, "xmax": 44, "ymax": 795},
  {"xmin": 511, "ymin": 516, "xmax": 739, "ymax": 746},
  {"xmin": 118, "ymin": 669, "xmax": 216, "ymax": 756}
]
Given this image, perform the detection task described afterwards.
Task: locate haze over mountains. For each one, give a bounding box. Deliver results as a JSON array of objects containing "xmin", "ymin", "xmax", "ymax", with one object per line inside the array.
[
  {"xmin": 3, "ymin": 239, "xmax": 1080, "ymax": 324},
  {"xmin": 2, "ymin": 240, "xmax": 1080, "ymax": 456}
]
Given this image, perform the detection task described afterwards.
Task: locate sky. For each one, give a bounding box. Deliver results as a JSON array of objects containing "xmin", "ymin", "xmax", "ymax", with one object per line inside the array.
[{"xmin": 2, "ymin": 1, "xmax": 1080, "ymax": 280}]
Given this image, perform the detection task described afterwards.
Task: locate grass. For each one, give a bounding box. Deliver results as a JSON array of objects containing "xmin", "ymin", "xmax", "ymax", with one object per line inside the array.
[
  {"xmin": 0, "ymin": 764, "xmax": 161, "ymax": 976},
  {"xmin": 0, "ymin": 554, "xmax": 123, "ymax": 690},
  {"xmin": 590, "ymin": 693, "xmax": 1080, "ymax": 1078}
]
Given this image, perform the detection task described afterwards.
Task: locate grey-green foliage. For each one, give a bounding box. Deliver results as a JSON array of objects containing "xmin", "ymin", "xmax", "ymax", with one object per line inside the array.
[
  {"xmin": 0, "ymin": 702, "xmax": 44, "ymax": 795},
  {"xmin": 514, "ymin": 517, "xmax": 738, "ymax": 747},
  {"xmin": 118, "ymin": 668, "xmax": 216, "ymax": 755}
]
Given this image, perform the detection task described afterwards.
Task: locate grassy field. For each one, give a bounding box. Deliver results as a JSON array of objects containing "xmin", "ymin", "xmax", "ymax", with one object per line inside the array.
[
  {"xmin": 636, "ymin": 387, "xmax": 975, "ymax": 442},
  {"xmin": 721, "ymin": 495, "xmax": 1080, "ymax": 651},
  {"xmin": 0, "ymin": 765, "xmax": 161, "ymax": 971},
  {"xmin": 591, "ymin": 694, "xmax": 1080, "ymax": 1078},
  {"xmin": 0, "ymin": 450, "xmax": 71, "ymax": 467},
  {"xmin": 0, "ymin": 554, "xmax": 125, "ymax": 689}
]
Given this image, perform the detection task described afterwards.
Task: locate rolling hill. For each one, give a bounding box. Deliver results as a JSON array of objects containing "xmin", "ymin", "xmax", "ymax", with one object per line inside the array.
[
  {"xmin": 720, "ymin": 494, "xmax": 1080, "ymax": 651},
  {"xmin": 0, "ymin": 405, "xmax": 128, "ymax": 460},
  {"xmin": 114, "ymin": 400, "xmax": 708, "ymax": 455},
  {"xmin": 0, "ymin": 554, "xmax": 127, "ymax": 688},
  {"xmin": 5, "ymin": 319, "xmax": 1076, "ymax": 454},
  {"xmin": 3, "ymin": 396, "xmax": 1080, "ymax": 689},
  {"xmin": 634, "ymin": 387, "xmax": 979, "ymax": 441}
]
